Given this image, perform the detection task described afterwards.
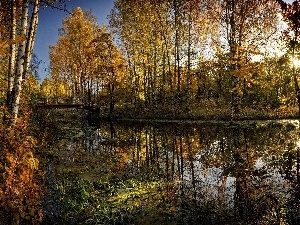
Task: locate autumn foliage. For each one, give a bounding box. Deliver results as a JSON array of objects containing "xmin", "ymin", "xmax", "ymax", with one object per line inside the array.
[{"xmin": 0, "ymin": 108, "xmax": 43, "ymax": 225}]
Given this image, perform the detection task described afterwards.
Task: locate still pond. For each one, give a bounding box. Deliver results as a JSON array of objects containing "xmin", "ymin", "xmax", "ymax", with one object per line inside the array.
[{"xmin": 41, "ymin": 117, "xmax": 300, "ymax": 224}]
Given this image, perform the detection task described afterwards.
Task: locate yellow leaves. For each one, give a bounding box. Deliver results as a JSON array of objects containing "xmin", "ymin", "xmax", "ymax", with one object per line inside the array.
[
  {"xmin": 235, "ymin": 44, "xmax": 261, "ymax": 56},
  {"xmin": 25, "ymin": 152, "xmax": 39, "ymax": 170},
  {"xmin": 22, "ymin": 74, "xmax": 40, "ymax": 101},
  {"xmin": 230, "ymin": 86, "xmax": 243, "ymax": 95},
  {"xmin": 0, "ymin": 40, "xmax": 10, "ymax": 56},
  {"xmin": 14, "ymin": 34, "xmax": 27, "ymax": 44},
  {"xmin": 40, "ymin": 77, "xmax": 54, "ymax": 98},
  {"xmin": 0, "ymin": 113, "xmax": 43, "ymax": 224},
  {"xmin": 50, "ymin": 7, "xmax": 126, "ymax": 106},
  {"xmin": 0, "ymin": 34, "xmax": 26, "ymax": 56},
  {"xmin": 50, "ymin": 7, "xmax": 100, "ymax": 89}
]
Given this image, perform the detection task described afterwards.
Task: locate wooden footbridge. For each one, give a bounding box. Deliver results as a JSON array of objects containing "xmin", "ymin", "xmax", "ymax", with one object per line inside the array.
[
  {"xmin": 36, "ymin": 104, "xmax": 100, "ymax": 112},
  {"xmin": 35, "ymin": 97, "xmax": 100, "ymax": 113}
]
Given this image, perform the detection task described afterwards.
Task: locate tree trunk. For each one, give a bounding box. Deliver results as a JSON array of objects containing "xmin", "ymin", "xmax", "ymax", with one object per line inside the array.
[
  {"xmin": 109, "ymin": 82, "xmax": 115, "ymax": 115},
  {"xmin": 291, "ymin": 28, "xmax": 300, "ymax": 117},
  {"xmin": 227, "ymin": 0, "xmax": 240, "ymax": 118},
  {"xmin": 7, "ymin": 0, "xmax": 40, "ymax": 126},
  {"xmin": 174, "ymin": 0, "xmax": 181, "ymax": 93},
  {"xmin": 9, "ymin": 0, "xmax": 29, "ymax": 125},
  {"xmin": 24, "ymin": 0, "xmax": 40, "ymax": 77},
  {"xmin": 6, "ymin": 0, "xmax": 16, "ymax": 109},
  {"xmin": 186, "ymin": 9, "xmax": 192, "ymax": 107},
  {"xmin": 293, "ymin": 71, "xmax": 300, "ymax": 116}
]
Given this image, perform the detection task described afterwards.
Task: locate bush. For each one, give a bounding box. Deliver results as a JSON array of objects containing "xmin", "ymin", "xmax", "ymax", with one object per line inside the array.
[{"xmin": 0, "ymin": 110, "xmax": 43, "ymax": 225}]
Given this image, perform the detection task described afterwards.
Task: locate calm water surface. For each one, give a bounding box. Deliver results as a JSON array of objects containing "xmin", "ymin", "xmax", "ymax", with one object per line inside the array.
[{"xmin": 44, "ymin": 119, "xmax": 300, "ymax": 224}]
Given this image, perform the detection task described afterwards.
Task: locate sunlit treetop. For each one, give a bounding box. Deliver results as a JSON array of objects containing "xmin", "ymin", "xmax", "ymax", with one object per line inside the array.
[{"xmin": 277, "ymin": 0, "xmax": 300, "ymax": 29}]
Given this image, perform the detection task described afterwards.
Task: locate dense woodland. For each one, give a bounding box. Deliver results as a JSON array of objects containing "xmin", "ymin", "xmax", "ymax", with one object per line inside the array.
[
  {"xmin": 36, "ymin": 0, "xmax": 300, "ymax": 119},
  {"xmin": 0, "ymin": 0, "xmax": 300, "ymax": 224}
]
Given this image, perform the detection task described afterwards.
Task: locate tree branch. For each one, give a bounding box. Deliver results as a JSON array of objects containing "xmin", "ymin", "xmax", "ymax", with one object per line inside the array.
[{"xmin": 40, "ymin": 0, "xmax": 71, "ymax": 14}]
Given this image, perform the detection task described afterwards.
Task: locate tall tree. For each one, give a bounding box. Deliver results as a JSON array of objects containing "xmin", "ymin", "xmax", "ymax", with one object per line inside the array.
[
  {"xmin": 49, "ymin": 7, "xmax": 124, "ymax": 111},
  {"xmin": 50, "ymin": 7, "xmax": 97, "ymax": 104},
  {"xmin": 277, "ymin": 0, "xmax": 300, "ymax": 115},
  {"xmin": 3, "ymin": 0, "xmax": 68, "ymax": 125},
  {"xmin": 214, "ymin": 0, "xmax": 280, "ymax": 117},
  {"xmin": 91, "ymin": 31, "xmax": 125, "ymax": 115}
]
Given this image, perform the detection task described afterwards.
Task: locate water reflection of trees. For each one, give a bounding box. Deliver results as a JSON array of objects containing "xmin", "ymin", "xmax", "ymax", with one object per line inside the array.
[
  {"xmin": 94, "ymin": 121, "xmax": 300, "ymax": 224},
  {"xmin": 49, "ymin": 120, "xmax": 300, "ymax": 224}
]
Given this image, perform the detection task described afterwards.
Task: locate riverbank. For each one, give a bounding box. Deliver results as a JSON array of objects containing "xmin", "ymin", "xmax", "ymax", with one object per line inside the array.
[{"xmin": 104, "ymin": 106, "xmax": 300, "ymax": 122}]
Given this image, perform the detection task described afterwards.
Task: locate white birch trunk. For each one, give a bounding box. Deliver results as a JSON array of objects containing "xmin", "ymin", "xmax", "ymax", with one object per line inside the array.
[
  {"xmin": 7, "ymin": 0, "xmax": 17, "ymax": 108},
  {"xmin": 10, "ymin": 0, "xmax": 29, "ymax": 125},
  {"xmin": 9, "ymin": 0, "xmax": 41, "ymax": 125},
  {"xmin": 24, "ymin": 0, "xmax": 40, "ymax": 77}
]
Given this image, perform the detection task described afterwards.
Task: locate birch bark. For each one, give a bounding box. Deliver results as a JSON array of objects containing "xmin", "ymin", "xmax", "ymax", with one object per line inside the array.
[
  {"xmin": 24, "ymin": 0, "xmax": 40, "ymax": 77},
  {"xmin": 6, "ymin": 0, "xmax": 16, "ymax": 108},
  {"xmin": 8, "ymin": 0, "xmax": 40, "ymax": 125},
  {"xmin": 9, "ymin": 0, "xmax": 29, "ymax": 125}
]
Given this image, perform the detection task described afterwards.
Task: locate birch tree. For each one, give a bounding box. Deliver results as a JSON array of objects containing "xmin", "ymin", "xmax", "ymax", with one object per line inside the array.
[{"xmin": 4, "ymin": 0, "xmax": 68, "ymax": 125}]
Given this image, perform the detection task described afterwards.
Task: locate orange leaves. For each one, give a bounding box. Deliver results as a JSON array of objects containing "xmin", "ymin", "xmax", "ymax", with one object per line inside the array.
[
  {"xmin": 0, "ymin": 111, "xmax": 43, "ymax": 224},
  {"xmin": 49, "ymin": 7, "xmax": 126, "ymax": 109}
]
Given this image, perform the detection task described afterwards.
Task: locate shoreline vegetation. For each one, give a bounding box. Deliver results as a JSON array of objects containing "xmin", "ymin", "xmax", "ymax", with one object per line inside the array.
[{"xmin": 101, "ymin": 106, "xmax": 300, "ymax": 122}]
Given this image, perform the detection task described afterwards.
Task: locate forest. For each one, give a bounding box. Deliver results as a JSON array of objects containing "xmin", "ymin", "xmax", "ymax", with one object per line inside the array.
[
  {"xmin": 0, "ymin": 0, "xmax": 300, "ymax": 224},
  {"xmin": 41, "ymin": 0, "xmax": 300, "ymax": 120}
]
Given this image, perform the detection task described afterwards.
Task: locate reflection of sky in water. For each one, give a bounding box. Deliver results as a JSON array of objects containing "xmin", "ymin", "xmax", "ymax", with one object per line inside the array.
[
  {"xmin": 181, "ymin": 156, "xmax": 235, "ymax": 208},
  {"xmin": 180, "ymin": 153, "xmax": 293, "ymax": 209},
  {"xmin": 55, "ymin": 120, "xmax": 300, "ymax": 212},
  {"xmin": 181, "ymin": 121, "xmax": 299, "ymax": 209}
]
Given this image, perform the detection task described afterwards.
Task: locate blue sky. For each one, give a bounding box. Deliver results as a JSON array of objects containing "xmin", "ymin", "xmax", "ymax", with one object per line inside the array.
[{"xmin": 33, "ymin": 0, "xmax": 115, "ymax": 80}]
